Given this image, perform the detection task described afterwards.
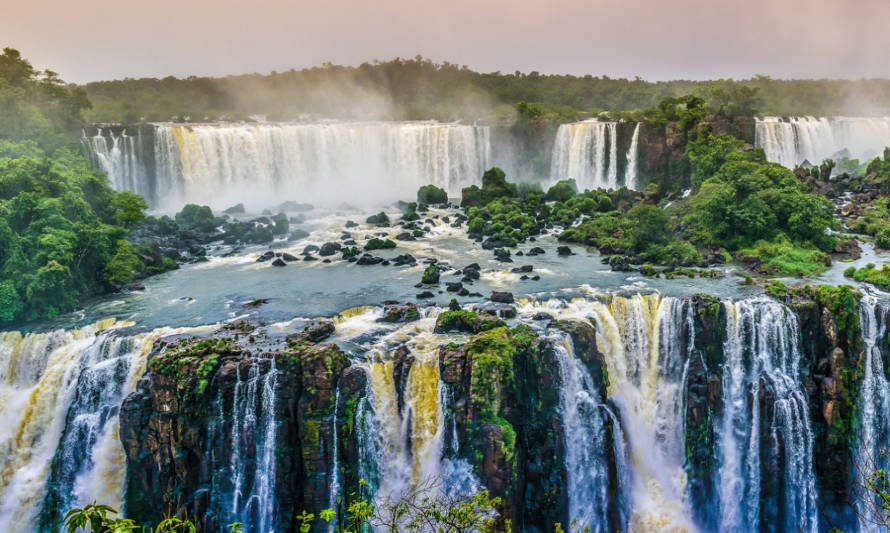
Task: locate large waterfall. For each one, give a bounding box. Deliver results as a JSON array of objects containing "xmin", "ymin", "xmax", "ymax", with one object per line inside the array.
[
  {"xmin": 755, "ymin": 116, "xmax": 890, "ymax": 168},
  {"xmin": 5, "ymin": 293, "xmax": 889, "ymax": 532},
  {"xmin": 718, "ymin": 298, "xmax": 817, "ymax": 533},
  {"xmin": 84, "ymin": 122, "xmax": 490, "ymax": 210},
  {"xmin": 587, "ymin": 295, "xmax": 697, "ymax": 531},
  {"xmin": 0, "ymin": 321, "xmax": 205, "ymax": 531},
  {"xmin": 549, "ymin": 121, "xmax": 641, "ymax": 191}
]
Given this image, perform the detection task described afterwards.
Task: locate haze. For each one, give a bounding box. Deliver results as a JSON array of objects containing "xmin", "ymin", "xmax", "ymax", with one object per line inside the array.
[{"xmin": 5, "ymin": 0, "xmax": 890, "ymax": 83}]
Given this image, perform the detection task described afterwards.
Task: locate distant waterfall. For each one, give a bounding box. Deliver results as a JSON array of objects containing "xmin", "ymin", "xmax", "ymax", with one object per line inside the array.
[
  {"xmin": 755, "ymin": 116, "xmax": 890, "ymax": 168},
  {"xmin": 718, "ymin": 298, "xmax": 818, "ymax": 533},
  {"xmin": 549, "ymin": 121, "xmax": 641, "ymax": 191},
  {"xmin": 152, "ymin": 122, "xmax": 490, "ymax": 209},
  {"xmin": 855, "ymin": 295, "xmax": 890, "ymax": 532},
  {"xmin": 81, "ymin": 128, "xmax": 148, "ymax": 197},
  {"xmin": 552, "ymin": 332, "xmax": 610, "ymax": 533},
  {"xmin": 626, "ymin": 123, "xmax": 641, "ymax": 190}
]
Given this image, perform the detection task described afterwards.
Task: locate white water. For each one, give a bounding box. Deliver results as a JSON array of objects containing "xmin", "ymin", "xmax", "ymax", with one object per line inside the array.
[
  {"xmin": 855, "ymin": 295, "xmax": 890, "ymax": 532},
  {"xmin": 756, "ymin": 117, "xmax": 890, "ymax": 168},
  {"xmin": 228, "ymin": 358, "xmax": 279, "ymax": 533},
  {"xmin": 717, "ymin": 298, "xmax": 818, "ymax": 533},
  {"xmin": 0, "ymin": 320, "xmax": 205, "ymax": 531},
  {"xmin": 152, "ymin": 121, "xmax": 490, "ymax": 210},
  {"xmin": 552, "ymin": 332, "xmax": 610, "ymax": 532},
  {"xmin": 81, "ymin": 128, "xmax": 147, "ymax": 197},
  {"xmin": 549, "ymin": 121, "xmax": 641, "ymax": 191},
  {"xmin": 588, "ymin": 294, "xmax": 697, "ymax": 532}
]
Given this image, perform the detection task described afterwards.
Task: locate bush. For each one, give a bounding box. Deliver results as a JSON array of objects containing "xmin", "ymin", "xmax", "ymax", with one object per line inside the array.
[
  {"xmin": 545, "ymin": 179, "xmax": 578, "ymax": 202},
  {"xmin": 417, "ymin": 184, "xmax": 448, "ymax": 204},
  {"xmin": 364, "ymin": 238, "xmax": 396, "ymax": 251},
  {"xmin": 365, "ymin": 211, "xmax": 390, "ymax": 225}
]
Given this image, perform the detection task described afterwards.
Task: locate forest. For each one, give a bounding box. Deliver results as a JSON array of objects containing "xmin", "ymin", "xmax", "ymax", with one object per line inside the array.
[{"xmin": 83, "ymin": 56, "xmax": 890, "ymax": 123}]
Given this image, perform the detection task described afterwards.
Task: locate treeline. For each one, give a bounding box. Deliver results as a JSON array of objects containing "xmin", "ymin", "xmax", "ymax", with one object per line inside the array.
[
  {"xmin": 83, "ymin": 56, "xmax": 890, "ymax": 123},
  {"xmin": 0, "ymin": 48, "xmax": 169, "ymax": 325}
]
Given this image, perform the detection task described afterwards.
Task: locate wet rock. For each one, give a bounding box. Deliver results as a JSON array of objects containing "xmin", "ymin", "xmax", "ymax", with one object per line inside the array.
[
  {"xmin": 493, "ymin": 249, "xmax": 512, "ymax": 262},
  {"xmin": 356, "ymin": 254, "xmax": 383, "ymax": 265},
  {"xmin": 271, "ymin": 258, "xmax": 287, "ymax": 267},
  {"xmin": 511, "ymin": 265, "xmax": 533, "ymax": 273},
  {"xmin": 392, "ymin": 254, "xmax": 417, "ymax": 266},
  {"xmin": 557, "ymin": 245, "xmax": 574, "ymax": 256},
  {"xmin": 446, "ymin": 282, "xmax": 464, "ymax": 293},
  {"xmin": 302, "ymin": 245, "xmax": 319, "ymax": 255},
  {"xmin": 380, "ymin": 302, "xmax": 421, "ymax": 323},
  {"xmin": 256, "ymin": 251, "xmax": 275, "ymax": 262},
  {"xmin": 319, "ymin": 242, "xmax": 341, "ymax": 256},
  {"xmin": 345, "ymin": 220, "xmax": 358, "ymax": 228},
  {"xmin": 416, "ymin": 291, "xmax": 435, "ymax": 299},
  {"xmin": 490, "ymin": 291, "xmax": 515, "ymax": 304},
  {"xmin": 462, "ymin": 263, "xmax": 481, "ymax": 280},
  {"xmin": 396, "ymin": 232, "xmax": 416, "ymax": 241},
  {"xmin": 223, "ymin": 203, "xmax": 245, "ymax": 214},
  {"xmin": 526, "ymin": 247, "xmax": 545, "ymax": 256},
  {"xmin": 289, "ymin": 319, "xmax": 335, "ymax": 343},
  {"xmin": 288, "ymin": 229, "xmax": 310, "ymax": 241},
  {"xmin": 281, "ymin": 252, "xmax": 299, "ymax": 262}
]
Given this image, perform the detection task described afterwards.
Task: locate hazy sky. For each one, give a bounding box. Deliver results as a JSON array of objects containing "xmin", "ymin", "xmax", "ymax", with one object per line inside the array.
[{"xmin": 5, "ymin": 0, "xmax": 890, "ymax": 83}]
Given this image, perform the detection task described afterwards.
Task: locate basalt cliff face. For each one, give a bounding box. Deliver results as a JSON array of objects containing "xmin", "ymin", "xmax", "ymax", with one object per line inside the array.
[{"xmin": 119, "ymin": 289, "xmax": 877, "ymax": 532}]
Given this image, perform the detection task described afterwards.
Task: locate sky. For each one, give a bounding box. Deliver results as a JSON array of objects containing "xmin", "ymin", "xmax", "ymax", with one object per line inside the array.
[{"xmin": 4, "ymin": 0, "xmax": 890, "ymax": 84}]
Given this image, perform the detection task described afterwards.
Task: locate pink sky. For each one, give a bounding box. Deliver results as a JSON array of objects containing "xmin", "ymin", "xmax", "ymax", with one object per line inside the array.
[{"xmin": 4, "ymin": 0, "xmax": 890, "ymax": 83}]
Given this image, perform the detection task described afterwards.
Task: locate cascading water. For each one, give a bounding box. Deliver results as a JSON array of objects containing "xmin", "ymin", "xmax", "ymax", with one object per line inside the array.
[
  {"xmin": 855, "ymin": 295, "xmax": 890, "ymax": 532},
  {"xmin": 552, "ymin": 332, "xmax": 610, "ymax": 533},
  {"xmin": 626, "ymin": 123, "xmax": 641, "ymax": 190},
  {"xmin": 549, "ymin": 121, "xmax": 641, "ymax": 191},
  {"xmin": 151, "ymin": 122, "xmax": 490, "ymax": 210},
  {"xmin": 717, "ymin": 298, "xmax": 818, "ymax": 533},
  {"xmin": 755, "ymin": 116, "xmax": 890, "ymax": 168},
  {"xmin": 81, "ymin": 128, "xmax": 147, "ymax": 197},
  {"xmin": 226, "ymin": 358, "xmax": 279, "ymax": 533},
  {"xmin": 0, "ymin": 321, "xmax": 204, "ymax": 531},
  {"xmin": 587, "ymin": 294, "xmax": 698, "ymax": 532}
]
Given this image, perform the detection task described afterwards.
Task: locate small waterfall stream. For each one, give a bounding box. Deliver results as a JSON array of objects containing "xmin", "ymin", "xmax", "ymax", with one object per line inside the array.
[{"xmin": 549, "ymin": 121, "xmax": 641, "ymax": 191}]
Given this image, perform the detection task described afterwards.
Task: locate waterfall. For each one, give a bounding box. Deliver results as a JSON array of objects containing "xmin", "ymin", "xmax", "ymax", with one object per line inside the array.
[
  {"xmin": 717, "ymin": 298, "xmax": 818, "ymax": 533},
  {"xmin": 150, "ymin": 121, "xmax": 490, "ymax": 210},
  {"xmin": 227, "ymin": 358, "xmax": 279, "ymax": 533},
  {"xmin": 549, "ymin": 121, "xmax": 641, "ymax": 191},
  {"xmin": 552, "ymin": 332, "xmax": 610, "ymax": 532},
  {"xmin": 362, "ymin": 338, "xmax": 444, "ymax": 501},
  {"xmin": 755, "ymin": 116, "xmax": 890, "ymax": 168},
  {"xmin": 328, "ymin": 383, "xmax": 341, "ymax": 527},
  {"xmin": 81, "ymin": 128, "xmax": 147, "ymax": 197},
  {"xmin": 855, "ymin": 295, "xmax": 890, "ymax": 532},
  {"xmin": 626, "ymin": 123, "xmax": 641, "ymax": 190},
  {"xmin": 586, "ymin": 294, "xmax": 697, "ymax": 532},
  {"xmin": 0, "ymin": 321, "xmax": 199, "ymax": 531}
]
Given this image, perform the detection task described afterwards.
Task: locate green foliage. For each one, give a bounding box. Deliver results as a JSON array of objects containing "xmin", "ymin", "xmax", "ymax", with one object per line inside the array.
[
  {"xmin": 737, "ymin": 240, "xmax": 830, "ymax": 277},
  {"xmin": 462, "ymin": 167, "xmax": 516, "ymax": 207},
  {"xmin": 435, "ymin": 310, "xmax": 506, "ymax": 334},
  {"xmin": 421, "ymin": 264, "xmax": 440, "ymax": 284},
  {"xmin": 685, "ymin": 132, "xmax": 835, "ymax": 253},
  {"xmin": 845, "ymin": 263, "xmax": 890, "ymax": 291},
  {"xmin": 0, "ymin": 48, "xmax": 91, "ymax": 152},
  {"xmin": 0, "ymin": 142, "xmax": 156, "ymax": 324},
  {"xmin": 545, "ymin": 179, "xmax": 577, "ymax": 202},
  {"xmin": 417, "ymin": 184, "xmax": 448, "ymax": 205},
  {"xmin": 366, "ymin": 211, "xmax": 390, "ymax": 226},
  {"xmin": 364, "ymin": 238, "xmax": 397, "ymax": 251}
]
